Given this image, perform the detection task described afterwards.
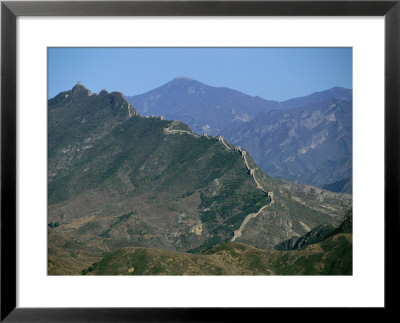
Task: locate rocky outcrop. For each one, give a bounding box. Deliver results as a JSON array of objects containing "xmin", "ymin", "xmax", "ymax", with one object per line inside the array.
[
  {"xmin": 274, "ymin": 224, "xmax": 335, "ymax": 251},
  {"xmin": 273, "ymin": 210, "xmax": 353, "ymax": 252}
]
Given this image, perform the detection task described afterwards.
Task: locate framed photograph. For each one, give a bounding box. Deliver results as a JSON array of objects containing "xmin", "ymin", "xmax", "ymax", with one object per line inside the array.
[{"xmin": 1, "ymin": 0, "xmax": 399, "ymax": 321}]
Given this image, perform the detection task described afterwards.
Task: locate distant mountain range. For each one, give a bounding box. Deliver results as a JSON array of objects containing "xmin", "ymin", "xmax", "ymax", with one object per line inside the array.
[
  {"xmin": 221, "ymin": 97, "xmax": 352, "ymax": 193},
  {"xmin": 126, "ymin": 76, "xmax": 279, "ymax": 136},
  {"xmin": 278, "ymin": 87, "xmax": 352, "ymax": 109},
  {"xmin": 126, "ymin": 78, "xmax": 352, "ymax": 193},
  {"xmin": 48, "ymin": 83, "xmax": 351, "ymax": 275}
]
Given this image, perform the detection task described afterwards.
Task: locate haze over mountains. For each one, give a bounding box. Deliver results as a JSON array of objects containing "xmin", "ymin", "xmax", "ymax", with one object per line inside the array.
[
  {"xmin": 48, "ymin": 83, "xmax": 352, "ymax": 275},
  {"xmin": 126, "ymin": 78, "xmax": 352, "ymax": 193}
]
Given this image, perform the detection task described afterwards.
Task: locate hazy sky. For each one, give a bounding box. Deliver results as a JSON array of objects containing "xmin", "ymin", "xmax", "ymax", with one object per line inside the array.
[{"xmin": 48, "ymin": 47, "xmax": 352, "ymax": 101}]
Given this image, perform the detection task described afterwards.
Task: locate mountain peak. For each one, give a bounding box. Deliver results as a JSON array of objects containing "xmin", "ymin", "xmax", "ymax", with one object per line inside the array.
[
  {"xmin": 328, "ymin": 86, "xmax": 352, "ymax": 91},
  {"xmin": 71, "ymin": 82, "xmax": 94, "ymax": 97},
  {"xmin": 172, "ymin": 76, "xmax": 193, "ymax": 81},
  {"xmin": 314, "ymin": 87, "xmax": 352, "ymax": 97},
  {"xmin": 72, "ymin": 81, "xmax": 89, "ymax": 92},
  {"xmin": 99, "ymin": 88, "xmax": 109, "ymax": 95}
]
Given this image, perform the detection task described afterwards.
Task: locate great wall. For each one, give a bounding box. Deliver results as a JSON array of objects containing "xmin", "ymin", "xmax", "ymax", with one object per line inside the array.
[
  {"xmin": 163, "ymin": 120, "xmax": 201, "ymax": 138},
  {"xmin": 163, "ymin": 122, "xmax": 274, "ymax": 241},
  {"xmin": 218, "ymin": 135, "xmax": 232, "ymax": 151},
  {"xmin": 231, "ymin": 146, "xmax": 274, "ymax": 242}
]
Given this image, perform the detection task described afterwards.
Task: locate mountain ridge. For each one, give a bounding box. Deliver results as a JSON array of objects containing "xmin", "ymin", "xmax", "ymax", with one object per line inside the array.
[
  {"xmin": 83, "ymin": 207, "xmax": 352, "ymax": 276},
  {"xmin": 126, "ymin": 77, "xmax": 281, "ymax": 136},
  {"xmin": 81, "ymin": 232, "xmax": 352, "ymax": 275},
  {"xmin": 126, "ymin": 77, "xmax": 352, "ymax": 193},
  {"xmin": 279, "ymin": 86, "xmax": 352, "ymax": 109},
  {"xmin": 48, "ymin": 83, "xmax": 352, "ymax": 275},
  {"xmin": 221, "ymin": 97, "xmax": 352, "ymax": 192}
]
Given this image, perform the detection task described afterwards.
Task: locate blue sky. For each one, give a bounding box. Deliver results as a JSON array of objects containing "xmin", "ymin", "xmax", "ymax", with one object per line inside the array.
[{"xmin": 48, "ymin": 47, "xmax": 352, "ymax": 101}]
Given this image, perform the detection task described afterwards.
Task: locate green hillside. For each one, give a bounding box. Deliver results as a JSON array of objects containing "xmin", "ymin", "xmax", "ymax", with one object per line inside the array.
[
  {"xmin": 82, "ymin": 213, "xmax": 352, "ymax": 276},
  {"xmin": 82, "ymin": 233, "xmax": 352, "ymax": 276}
]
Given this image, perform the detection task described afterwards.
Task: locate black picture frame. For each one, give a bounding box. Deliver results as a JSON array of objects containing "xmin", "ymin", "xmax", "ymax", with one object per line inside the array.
[{"xmin": 1, "ymin": 0, "xmax": 399, "ymax": 321}]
